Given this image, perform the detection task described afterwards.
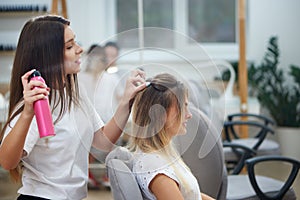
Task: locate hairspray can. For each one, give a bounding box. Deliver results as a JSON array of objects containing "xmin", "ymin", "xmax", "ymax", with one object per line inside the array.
[{"xmin": 29, "ymin": 70, "xmax": 55, "ymax": 138}]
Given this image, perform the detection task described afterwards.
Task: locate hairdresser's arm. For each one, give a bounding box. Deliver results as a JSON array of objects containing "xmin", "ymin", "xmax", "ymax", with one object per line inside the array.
[
  {"xmin": 0, "ymin": 112, "xmax": 33, "ymax": 170},
  {"xmin": 93, "ymin": 70, "xmax": 146, "ymax": 150},
  {"xmin": 0, "ymin": 69, "xmax": 49, "ymax": 170}
]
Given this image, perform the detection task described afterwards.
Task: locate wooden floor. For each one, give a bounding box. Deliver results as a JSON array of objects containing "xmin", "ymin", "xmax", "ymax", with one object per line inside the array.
[{"xmin": 85, "ymin": 189, "xmax": 113, "ymax": 200}]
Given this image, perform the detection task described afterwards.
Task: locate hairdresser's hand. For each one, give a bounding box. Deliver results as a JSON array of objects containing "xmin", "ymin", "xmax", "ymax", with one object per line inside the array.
[
  {"xmin": 121, "ymin": 69, "xmax": 146, "ymax": 105},
  {"xmin": 99, "ymin": 69, "xmax": 147, "ymax": 146},
  {"xmin": 21, "ymin": 69, "xmax": 50, "ymax": 117}
]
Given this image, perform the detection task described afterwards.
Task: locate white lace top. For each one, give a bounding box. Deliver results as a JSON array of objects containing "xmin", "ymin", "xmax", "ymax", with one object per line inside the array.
[{"xmin": 132, "ymin": 151, "xmax": 202, "ymax": 200}]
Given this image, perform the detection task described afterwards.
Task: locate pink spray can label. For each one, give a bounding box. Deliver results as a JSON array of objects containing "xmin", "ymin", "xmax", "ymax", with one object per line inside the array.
[{"xmin": 29, "ymin": 70, "xmax": 55, "ymax": 138}]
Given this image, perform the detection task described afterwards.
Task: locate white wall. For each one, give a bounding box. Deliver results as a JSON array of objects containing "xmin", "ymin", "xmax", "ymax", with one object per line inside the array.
[
  {"xmin": 247, "ymin": 0, "xmax": 300, "ymax": 68},
  {"xmin": 67, "ymin": 0, "xmax": 109, "ymax": 49}
]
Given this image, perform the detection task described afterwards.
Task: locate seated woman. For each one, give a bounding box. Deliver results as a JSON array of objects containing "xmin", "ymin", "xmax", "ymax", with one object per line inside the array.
[{"xmin": 127, "ymin": 73, "xmax": 214, "ymax": 200}]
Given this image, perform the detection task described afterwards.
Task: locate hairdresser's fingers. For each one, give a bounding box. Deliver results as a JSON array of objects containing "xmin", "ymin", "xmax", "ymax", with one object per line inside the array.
[
  {"xmin": 23, "ymin": 87, "xmax": 50, "ymax": 117},
  {"xmin": 122, "ymin": 76, "xmax": 147, "ymax": 102},
  {"xmin": 25, "ymin": 86, "xmax": 49, "ymax": 98},
  {"xmin": 27, "ymin": 80, "xmax": 48, "ymax": 90},
  {"xmin": 21, "ymin": 70, "xmax": 37, "ymax": 116},
  {"xmin": 135, "ymin": 81, "xmax": 147, "ymax": 92},
  {"xmin": 22, "ymin": 70, "xmax": 50, "ymax": 115},
  {"xmin": 122, "ymin": 69, "xmax": 147, "ymax": 101},
  {"xmin": 21, "ymin": 69, "xmax": 36, "ymax": 90},
  {"xmin": 132, "ymin": 76, "xmax": 146, "ymax": 86},
  {"xmin": 22, "ymin": 70, "xmax": 47, "ymax": 92},
  {"xmin": 23, "ymin": 76, "xmax": 48, "ymax": 102},
  {"xmin": 22, "ymin": 70, "xmax": 37, "ymax": 108},
  {"xmin": 23, "ymin": 88, "xmax": 48, "ymax": 104},
  {"xmin": 132, "ymin": 69, "xmax": 146, "ymax": 80}
]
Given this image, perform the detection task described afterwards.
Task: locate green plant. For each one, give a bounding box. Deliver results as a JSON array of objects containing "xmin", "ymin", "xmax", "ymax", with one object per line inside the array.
[{"xmin": 248, "ymin": 36, "xmax": 300, "ymax": 127}]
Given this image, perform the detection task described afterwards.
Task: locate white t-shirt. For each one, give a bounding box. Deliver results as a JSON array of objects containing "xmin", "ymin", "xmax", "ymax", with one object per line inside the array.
[
  {"xmin": 133, "ymin": 151, "xmax": 202, "ymax": 200},
  {"xmin": 3, "ymin": 91, "xmax": 104, "ymax": 200}
]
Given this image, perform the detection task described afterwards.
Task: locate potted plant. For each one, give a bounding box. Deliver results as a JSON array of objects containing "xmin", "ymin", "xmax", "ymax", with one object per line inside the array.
[{"xmin": 248, "ymin": 36, "xmax": 300, "ymax": 160}]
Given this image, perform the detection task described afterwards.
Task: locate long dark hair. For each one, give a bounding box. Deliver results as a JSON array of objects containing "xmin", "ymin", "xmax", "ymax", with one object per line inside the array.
[{"xmin": 0, "ymin": 15, "xmax": 80, "ymax": 181}]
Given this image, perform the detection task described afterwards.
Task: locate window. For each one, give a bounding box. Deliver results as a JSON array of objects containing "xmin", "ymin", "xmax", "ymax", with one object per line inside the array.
[
  {"xmin": 188, "ymin": 0, "xmax": 236, "ymax": 43},
  {"xmin": 109, "ymin": 0, "xmax": 238, "ymax": 60},
  {"xmin": 116, "ymin": 0, "xmax": 174, "ymax": 48}
]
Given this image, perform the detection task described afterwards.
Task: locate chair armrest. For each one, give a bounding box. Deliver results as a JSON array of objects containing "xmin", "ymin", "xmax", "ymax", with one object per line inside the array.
[
  {"xmin": 223, "ymin": 120, "xmax": 274, "ymax": 150},
  {"xmin": 227, "ymin": 113, "xmax": 275, "ymax": 125},
  {"xmin": 245, "ymin": 155, "xmax": 300, "ymax": 200},
  {"xmin": 223, "ymin": 142, "xmax": 256, "ymax": 174},
  {"xmin": 228, "ymin": 113, "xmax": 274, "ymax": 140}
]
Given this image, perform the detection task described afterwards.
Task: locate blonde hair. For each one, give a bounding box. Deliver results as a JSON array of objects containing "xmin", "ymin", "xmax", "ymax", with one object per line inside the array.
[
  {"xmin": 128, "ymin": 73, "xmax": 186, "ymax": 153},
  {"xmin": 127, "ymin": 73, "xmax": 191, "ymax": 190}
]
